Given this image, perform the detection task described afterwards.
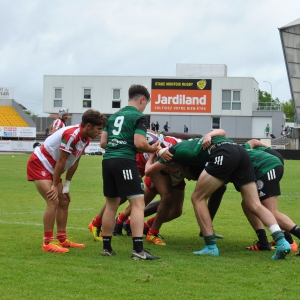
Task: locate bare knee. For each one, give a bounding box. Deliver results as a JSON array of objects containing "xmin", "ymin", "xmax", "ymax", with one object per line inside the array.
[
  {"xmin": 170, "ymin": 208, "xmax": 182, "ymax": 219},
  {"xmin": 58, "ymin": 194, "xmax": 70, "ymax": 208}
]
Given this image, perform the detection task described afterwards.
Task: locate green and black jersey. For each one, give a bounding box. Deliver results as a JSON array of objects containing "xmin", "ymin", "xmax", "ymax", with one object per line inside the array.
[
  {"xmin": 103, "ymin": 106, "xmax": 148, "ymax": 160},
  {"xmin": 243, "ymin": 142, "xmax": 271, "ymax": 152},
  {"xmin": 243, "ymin": 142, "xmax": 284, "ymax": 165},
  {"xmin": 243, "ymin": 145, "xmax": 283, "ymax": 179},
  {"xmin": 158, "ymin": 136, "xmax": 233, "ymax": 166}
]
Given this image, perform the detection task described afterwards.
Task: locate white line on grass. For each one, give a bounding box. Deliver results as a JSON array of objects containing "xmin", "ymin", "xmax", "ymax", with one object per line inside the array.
[
  {"xmin": 0, "ymin": 208, "xmax": 94, "ymax": 215},
  {"xmin": 0, "ymin": 219, "xmax": 88, "ymax": 230}
]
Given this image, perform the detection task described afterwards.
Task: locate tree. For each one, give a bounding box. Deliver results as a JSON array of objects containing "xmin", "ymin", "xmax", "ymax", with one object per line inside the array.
[
  {"xmin": 281, "ymin": 99, "xmax": 295, "ymax": 122},
  {"xmin": 259, "ymin": 89, "xmax": 295, "ymax": 122},
  {"xmin": 24, "ymin": 110, "xmax": 38, "ymax": 118},
  {"xmin": 258, "ymin": 90, "xmax": 281, "ymax": 110}
]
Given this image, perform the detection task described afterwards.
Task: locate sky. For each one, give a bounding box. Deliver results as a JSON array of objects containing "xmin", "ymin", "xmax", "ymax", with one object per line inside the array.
[{"xmin": 0, "ymin": 0, "xmax": 299, "ymax": 116}]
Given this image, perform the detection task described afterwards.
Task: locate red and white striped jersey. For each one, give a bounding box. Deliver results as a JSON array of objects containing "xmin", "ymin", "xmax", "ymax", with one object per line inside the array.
[
  {"xmin": 162, "ymin": 136, "xmax": 182, "ymax": 147},
  {"xmin": 34, "ymin": 125, "xmax": 90, "ymax": 174},
  {"xmin": 52, "ymin": 118, "xmax": 66, "ymax": 131},
  {"xmin": 136, "ymin": 134, "xmax": 184, "ymax": 185}
]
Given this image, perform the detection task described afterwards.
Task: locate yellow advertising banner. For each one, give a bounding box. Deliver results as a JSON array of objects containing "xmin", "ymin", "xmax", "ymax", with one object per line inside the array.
[{"xmin": 151, "ymin": 78, "xmax": 212, "ymax": 113}]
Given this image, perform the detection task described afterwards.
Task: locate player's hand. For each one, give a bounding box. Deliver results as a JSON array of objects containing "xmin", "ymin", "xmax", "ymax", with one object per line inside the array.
[
  {"xmin": 202, "ymin": 134, "xmax": 212, "ymax": 150},
  {"xmin": 159, "ymin": 148, "xmax": 173, "ymax": 162},
  {"xmin": 150, "ymin": 140, "xmax": 161, "ymax": 152},
  {"xmin": 46, "ymin": 185, "xmax": 58, "ymax": 201}
]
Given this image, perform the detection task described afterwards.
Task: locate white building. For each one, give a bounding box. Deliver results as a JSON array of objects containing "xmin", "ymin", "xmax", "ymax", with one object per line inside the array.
[{"xmin": 43, "ymin": 64, "xmax": 285, "ymax": 138}]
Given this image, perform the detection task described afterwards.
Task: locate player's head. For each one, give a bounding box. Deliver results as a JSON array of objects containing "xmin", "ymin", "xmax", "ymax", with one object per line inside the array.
[
  {"xmin": 58, "ymin": 108, "xmax": 69, "ymax": 123},
  {"xmin": 128, "ymin": 84, "xmax": 150, "ymax": 112},
  {"xmin": 81, "ymin": 109, "xmax": 107, "ymax": 128},
  {"xmin": 81, "ymin": 109, "xmax": 107, "ymax": 139}
]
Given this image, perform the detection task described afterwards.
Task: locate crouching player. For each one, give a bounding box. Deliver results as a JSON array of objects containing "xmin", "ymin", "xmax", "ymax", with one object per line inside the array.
[{"xmin": 27, "ymin": 109, "xmax": 107, "ymax": 253}]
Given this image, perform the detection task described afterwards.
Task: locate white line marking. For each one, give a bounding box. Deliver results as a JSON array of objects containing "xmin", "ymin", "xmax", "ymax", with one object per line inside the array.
[
  {"xmin": 0, "ymin": 208, "xmax": 94, "ymax": 216},
  {"xmin": 0, "ymin": 219, "xmax": 88, "ymax": 231}
]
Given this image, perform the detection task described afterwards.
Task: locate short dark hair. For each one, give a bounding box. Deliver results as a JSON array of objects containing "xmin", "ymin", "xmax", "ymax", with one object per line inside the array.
[
  {"xmin": 128, "ymin": 84, "xmax": 150, "ymax": 101},
  {"xmin": 81, "ymin": 109, "xmax": 107, "ymax": 127}
]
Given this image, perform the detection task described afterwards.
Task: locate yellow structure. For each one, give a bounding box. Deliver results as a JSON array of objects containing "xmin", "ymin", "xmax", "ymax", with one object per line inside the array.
[{"xmin": 0, "ymin": 106, "xmax": 28, "ymax": 127}]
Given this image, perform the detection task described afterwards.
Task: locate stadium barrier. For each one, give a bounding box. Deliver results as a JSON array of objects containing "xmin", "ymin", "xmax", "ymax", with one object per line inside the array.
[{"xmin": 0, "ymin": 141, "xmax": 104, "ymax": 154}]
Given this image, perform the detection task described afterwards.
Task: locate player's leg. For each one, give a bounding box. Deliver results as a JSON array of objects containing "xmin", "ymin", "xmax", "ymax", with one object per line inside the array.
[
  {"xmin": 146, "ymin": 173, "xmax": 173, "ymax": 245},
  {"xmin": 199, "ymin": 184, "xmax": 227, "ymax": 239},
  {"xmin": 55, "ymin": 186, "xmax": 84, "ymax": 248},
  {"xmin": 112, "ymin": 197, "xmax": 128, "ymax": 236},
  {"xmin": 88, "ymin": 204, "xmax": 106, "ymax": 241},
  {"xmin": 129, "ymin": 193, "xmax": 159, "ymax": 260},
  {"xmin": 144, "ymin": 199, "xmax": 161, "ymax": 217},
  {"xmin": 262, "ymin": 196, "xmax": 298, "ymax": 251},
  {"xmin": 125, "ymin": 185, "xmax": 158, "ymax": 236},
  {"xmin": 34, "ymin": 179, "xmax": 69, "ymax": 253},
  {"xmin": 102, "ymin": 196, "xmax": 121, "ymax": 256},
  {"xmin": 35, "ymin": 179, "xmax": 58, "ymax": 234},
  {"xmin": 146, "ymin": 189, "xmax": 184, "ymax": 245},
  {"xmin": 208, "ymin": 184, "xmax": 226, "ymax": 221},
  {"xmin": 162, "ymin": 189, "xmax": 184, "ymax": 222},
  {"xmin": 192, "ymin": 170, "xmax": 223, "ymax": 256},
  {"xmin": 129, "ymin": 196, "xmax": 145, "ymax": 237},
  {"xmin": 240, "ymin": 183, "xmax": 290, "ymax": 259},
  {"xmin": 242, "ymin": 201, "xmax": 271, "ymax": 251}
]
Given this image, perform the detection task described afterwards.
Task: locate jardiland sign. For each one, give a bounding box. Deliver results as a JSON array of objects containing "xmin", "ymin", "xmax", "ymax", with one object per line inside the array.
[{"xmin": 151, "ymin": 78, "xmax": 212, "ymax": 113}]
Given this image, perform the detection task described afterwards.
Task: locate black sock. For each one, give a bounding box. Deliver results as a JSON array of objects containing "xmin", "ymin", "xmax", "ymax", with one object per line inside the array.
[
  {"xmin": 103, "ymin": 236, "xmax": 112, "ymax": 251},
  {"xmin": 133, "ymin": 237, "xmax": 143, "ymax": 253},
  {"xmin": 284, "ymin": 231, "xmax": 293, "ymax": 244},
  {"xmin": 256, "ymin": 229, "xmax": 269, "ymax": 245},
  {"xmin": 290, "ymin": 225, "xmax": 300, "ymax": 240}
]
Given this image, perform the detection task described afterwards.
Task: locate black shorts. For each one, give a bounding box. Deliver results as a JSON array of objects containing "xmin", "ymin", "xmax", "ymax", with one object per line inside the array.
[
  {"xmin": 102, "ymin": 158, "xmax": 144, "ymax": 198},
  {"xmin": 257, "ymin": 165, "xmax": 283, "ymax": 201},
  {"xmin": 206, "ymin": 143, "xmax": 256, "ymax": 190}
]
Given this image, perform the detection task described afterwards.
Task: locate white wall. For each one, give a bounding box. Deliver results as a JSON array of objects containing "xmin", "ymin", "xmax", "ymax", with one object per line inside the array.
[{"xmin": 43, "ymin": 75, "xmax": 258, "ymax": 117}]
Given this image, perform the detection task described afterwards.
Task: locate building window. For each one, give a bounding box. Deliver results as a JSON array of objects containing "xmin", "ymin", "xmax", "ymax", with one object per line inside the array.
[
  {"xmin": 84, "ymin": 89, "xmax": 91, "ymax": 99},
  {"xmin": 83, "ymin": 89, "xmax": 91, "ymax": 108},
  {"xmin": 232, "ymin": 91, "xmax": 241, "ymax": 110},
  {"xmin": 112, "ymin": 101, "xmax": 121, "ymax": 108},
  {"xmin": 83, "ymin": 100, "xmax": 91, "ymax": 108},
  {"xmin": 212, "ymin": 117, "xmax": 220, "ymax": 129},
  {"xmin": 54, "ymin": 89, "xmax": 62, "ymax": 107},
  {"xmin": 112, "ymin": 89, "xmax": 121, "ymax": 108},
  {"xmin": 54, "ymin": 100, "xmax": 62, "ymax": 107},
  {"xmin": 222, "ymin": 90, "xmax": 241, "ymax": 110},
  {"xmin": 113, "ymin": 89, "xmax": 121, "ymax": 100},
  {"xmin": 55, "ymin": 89, "xmax": 62, "ymax": 98}
]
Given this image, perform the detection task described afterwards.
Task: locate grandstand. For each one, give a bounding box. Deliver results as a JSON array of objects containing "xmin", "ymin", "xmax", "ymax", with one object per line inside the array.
[
  {"xmin": 0, "ymin": 106, "xmax": 29, "ymax": 127},
  {"xmin": 0, "ymin": 99, "xmax": 36, "ymax": 144}
]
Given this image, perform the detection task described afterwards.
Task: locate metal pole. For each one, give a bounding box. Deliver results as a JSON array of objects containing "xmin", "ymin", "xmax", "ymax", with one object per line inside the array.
[{"xmin": 263, "ymin": 81, "xmax": 272, "ymax": 99}]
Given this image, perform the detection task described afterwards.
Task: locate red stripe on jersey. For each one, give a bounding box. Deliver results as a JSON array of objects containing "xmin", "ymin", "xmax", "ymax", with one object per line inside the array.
[
  {"xmin": 163, "ymin": 136, "xmax": 181, "ymax": 147},
  {"xmin": 61, "ymin": 125, "xmax": 90, "ymax": 157},
  {"xmin": 53, "ymin": 119, "xmax": 65, "ymax": 130},
  {"xmin": 40, "ymin": 144, "xmax": 57, "ymax": 168}
]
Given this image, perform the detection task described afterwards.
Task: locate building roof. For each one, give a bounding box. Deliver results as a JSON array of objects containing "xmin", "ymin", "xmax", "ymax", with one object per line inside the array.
[{"xmin": 279, "ymin": 18, "xmax": 300, "ymax": 30}]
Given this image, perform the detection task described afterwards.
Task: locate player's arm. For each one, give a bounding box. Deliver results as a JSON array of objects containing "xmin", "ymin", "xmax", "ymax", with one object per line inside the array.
[
  {"xmin": 51, "ymin": 120, "xmax": 60, "ymax": 134},
  {"xmin": 46, "ymin": 150, "xmax": 70, "ymax": 201},
  {"xmin": 202, "ymin": 129, "xmax": 226, "ymax": 149},
  {"xmin": 247, "ymin": 139, "xmax": 269, "ymax": 148},
  {"xmin": 145, "ymin": 152, "xmax": 167, "ymax": 177},
  {"xmin": 100, "ymin": 131, "xmax": 108, "ymax": 149},
  {"xmin": 134, "ymin": 133, "xmax": 160, "ymax": 153},
  {"xmin": 51, "ymin": 128, "xmax": 59, "ymax": 134},
  {"xmin": 62, "ymin": 156, "xmax": 81, "ymax": 194},
  {"xmin": 134, "ymin": 116, "xmax": 160, "ymax": 153}
]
